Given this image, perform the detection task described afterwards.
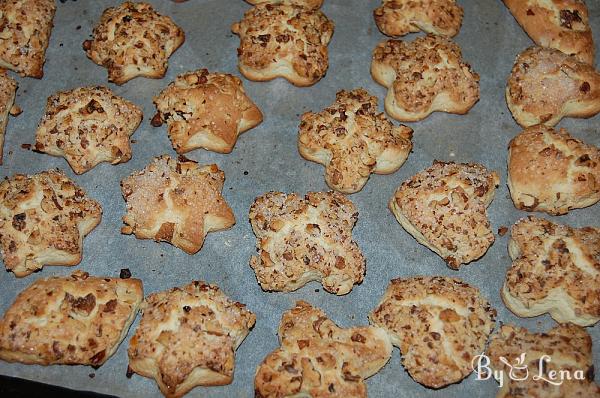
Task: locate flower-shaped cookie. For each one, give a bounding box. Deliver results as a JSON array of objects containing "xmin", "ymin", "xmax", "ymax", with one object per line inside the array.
[
  {"xmin": 374, "ymin": 0, "xmax": 463, "ymax": 37},
  {"xmin": 299, "ymin": 89, "xmax": 413, "ymax": 194},
  {"xmin": 152, "ymin": 69, "xmax": 263, "ymax": 154},
  {"xmin": 232, "ymin": 3, "xmax": 334, "ymax": 86},
  {"xmin": 372, "ymin": 35, "xmax": 480, "ymax": 121},
  {"xmin": 255, "ymin": 301, "xmax": 392, "ymax": 398}
]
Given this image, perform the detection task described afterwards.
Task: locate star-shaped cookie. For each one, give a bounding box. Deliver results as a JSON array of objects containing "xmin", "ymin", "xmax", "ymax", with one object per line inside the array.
[
  {"xmin": 152, "ymin": 69, "xmax": 263, "ymax": 154},
  {"xmin": 369, "ymin": 276, "xmax": 496, "ymax": 388},
  {"xmin": 298, "ymin": 88, "xmax": 413, "ymax": 194},
  {"xmin": 120, "ymin": 155, "xmax": 235, "ymax": 254},
  {"xmin": 0, "ymin": 0, "xmax": 56, "ymax": 78},
  {"xmin": 232, "ymin": 3, "xmax": 335, "ymax": 87},
  {"xmin": 0, "ymin": 170, "xmax": 102, "ymax": 277},
  {"xmin": 0, "ymin": 71, "xmax": 17, "ymax": 165},
  {"xmin": 255, "ymin": 301, "xmax": 392, "ymax": 398},
  {"xmin": 249, "ymin": 191, "xmax": 365, "ymax": 295},
  {"xmin": 128, "ymin": 281, "xmax": 255, "ymax": 398},
  {"xmin": 34, "ymin": 86, "xmax": 143, "ymax": 174},
  {"xmin": 502, "ymin": 216, "xmax": 600, "ymax": 327},
  {"xmin": 508, "ymin": 125, "xmax": 600, "ymax": 215},
  {"xmin": 374, "ymin": 0, "xmax": 463, "ymax": 38},
  {"xmin": 246, "ymin": 0, "xmax": 323, "ymax": 9},
  {"xmin": 371, "ymin": 35, "xmax": 480, "ymax": 122},
  {"xmin": 83, "ymin": 2, "xmax": 185, "ymax": 85},
  {"xmin": 389, "ymin": 161, "xmax": 499, "ymax": 269},
  {"xmin": 506, "ymin": 46, "xmax": 600, "ymax": 127}
]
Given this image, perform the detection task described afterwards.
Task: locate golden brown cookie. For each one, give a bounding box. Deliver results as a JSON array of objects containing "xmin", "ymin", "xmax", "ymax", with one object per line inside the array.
[
  {"xmin": 246, "ymin": 0, "xmax": 323, "ymax": 9},
  {"xmin": 231, "ymin": 4, "xmax": 334, "ymax": 87},
  {"xmin": 128, "ymin": 281, "xmax": 255, "ymax": 398},
  {"xmin": 508, "ymin": 125, "xmax": 600, "ymax": 215},
  {"xmin": 370, "ymin": 276, "xmax": 496, "ymax": 388},
  {"xmin": 374, "ymin": 0, "xmax": 463, "ymax": 37},
  {"xmin": 34, "ymin": 86, "xmax": 143, "ymax": 174},
  {"xmin": 506, "ymin": 46, "xmax": 600, "ymax": 127},
  {"xmin": 503, "ymin": 0, "xmax": 595, "ymax": 65},
  {"xmin": 0, "ymin": 170, "xmax": 102, "ymax": 277},
  {"xmin": 249, "ymin": 191, "xmax": 365, "ymax": 295},
  {"xmin": 83, "ymin": 2, "xmax": 185, "ymax": 85},
  {"xmin": 389, "ymin": 161, "xmax": 499, "ymax": 269},
  {"xmin": 0, "ymin": 270, "xmax": 143, "ymax": 366},
  {"xmin": 255, "ymin": 301, "xmax": 392, "ymax": 398},
  {"xmin": 0, "ymin": 0, "xmax": 55, "ymax": 78},
  {"xmin": 502, "ymin": 216, "xmax": 600, "ymax": 327},
  {"xmin": 487, "ymin": 324, "xmax": 600, "ymax": 398},
  {"xmin": 120, "ymin": 155, "xmax": 235, "ymax": 254},
  {"xmin": 371, "ymin": 35, "xmax": 480, "ymax": 122},
  {"xmin": 0, "ymin": 71, "xmax": 17, "ymax": 164},
  {"xmin": 152, "ymin": 69, "xmax": 263, "ymax": 154},
  {"xmin": 298, "ymin": 89, "xmax": 413, "ymax": 194}
]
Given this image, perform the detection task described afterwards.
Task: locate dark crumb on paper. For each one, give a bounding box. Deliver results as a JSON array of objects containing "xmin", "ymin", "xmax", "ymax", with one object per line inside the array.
[
  {"xmin": 498, "ymin": 226, "xmax": 508, "ymax": 236},
  {"xmin": 150, "ymin": 113, "xmax": 163, "ymax": 127},
  {"xmin": 243, "ymin": 171, "xmax": 248, "ymax": 175},
  {"xmin": 314, "ymin": 289, "xmax": 319, "ymax": 292},
  {"xmin": 126, "ymin": 366, "xmax": 134, "ymax": 379},
  {"xmin": 130, "ymin": 139, "xmax": 137, "ymax": 144},
  {"xmin": 59, "ymin": 43, "xmax": 64, "ymax": 47},
  {"xmin": 88, "ymin": 373, "xmax": 95, "ymax": 379},
  {"xmin": 20, "ymin": 144, "xmax": 31, "ymax": 150},
  {"xmin": 120, "ymin": 268, "xmax": 132, "ymax": 279},
  {"xmin": 76, "ymin": 25, "xmax": 81, "ymax": 30},
  {"xmin": 8, "ymin": 151, "xmax": 12, "ymax": 155}
]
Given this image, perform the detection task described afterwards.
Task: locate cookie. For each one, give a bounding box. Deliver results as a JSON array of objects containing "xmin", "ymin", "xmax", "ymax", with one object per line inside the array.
[
  {"xmin": 508, "ymin": 125, "xmax": 600, "ymax": 215},
  {"xmin": 0, "ymin": 270, "xmax": 143, "ymax": 366},
  {"xmin": 298, "ymin": 88, "xmax": 413, "ymax": 194},
  {"xmin": 249, "ymin": 191, "xmax": 365, "ymax": 295},
  {"xmin": 152, "ymin": 69, "xmax": 263, "ymax": 154},
  {"xmin": 128, "ymin": 281, "xmax": 255, "ymax": 398},
  {"xmin": 502, "ymin": 216, "xmax": 600, "ymax": 327},
  {"xmin": 389, "ymin": 161, "xmax": 499, "ymax": 269},
  {"xmin": 83, "ymin": 2, "xmax": 185, "ymax": 85},
  {"xmin": 374, "ymin": 0, "xmax": 463, "ymax": 37},
  {"xmin": 231, "ymin": 3, "xmax": 334, "ymax": 87},
  {"xmin": 35, "ymin": 86, "xmax": 143, "ymax": 175},
  {"xmin": 503, "ymin": 0, "xmax": 595, "ymax": 65},
  {"xmin": 487, "ymin": 324, "xmax": 600, "ymax": 398},
  {"xmin": 246, "ymin": 0, "xmax": 323, "ymax": 9},
  {"xmin": 0, "ymin": 0, "xmax": 55, "ymax": 78},
  {"xmin": 371, "ymin": 35, "xmax": 480, "ymax": 122},
  {"xmin": 0, "ymin": 71, "xmax": 17, "ymax": 164},
  {"xmin": 255, "ymin": 301, "xmax": 392, "ymax": 398},
  {"xmin": 370, "ymin": 276, "xmax": 496, "ymax": 388},
  {"xmin": 506, "ymin": 46, "xmax": 600, "ymax": 127},
  {"xmin": 120, "ymin": 155, "xmax": 235, "ymax": 254},
  {"xmin": 0, "ymin": 170, "xmax": 102, "ymax": 277}
]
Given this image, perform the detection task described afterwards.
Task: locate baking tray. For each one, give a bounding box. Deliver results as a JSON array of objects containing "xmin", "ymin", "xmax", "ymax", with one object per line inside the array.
[{"xmin": 0, "ymin": 1, "xmax": 599, "ymax": 397}]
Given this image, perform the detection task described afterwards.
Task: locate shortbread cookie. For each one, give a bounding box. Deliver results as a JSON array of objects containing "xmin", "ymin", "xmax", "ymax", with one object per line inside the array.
[
  {"xmin": 0, "ymin": 170, "xmax": 102, "ymax": 277},
  {"xmin": 502, "ymin": 216, "xmax": 600, "ymax": 327},
  {"xmin": 128, "ymin": 281, "xmax": 255, "ymax": 398},
  {"xmin": 249, "ymin": 191, "xmax": 365, "ymax": 295},
  {"xmin": 370, "ymin": 276, "xmax": 496, "ymax": 388},
  {"xmin": 246, "ymin": 0, "xmax": 323, "ymax": 9},
  {"xmin": 487, "ymin": 324, "xmax": 600, "ymax": 398},
  {"xmin": 231, "ymin": 4, "xmax": 334, "ymax": 87},
  {"xmin": 0, "ymin": 0, "xmax": 55, "ymax": 78},
  {"xmin": 372, "ymin": 35, "xmax": 480, "ymax": 122},
  {"xmin": 255, "ymin": 301, "xmax": 392, "ymax": 398},
  {"xmin": 35, "ymin": 86, "xmax": 143, "ymax": 174},
  {"xmin": 0, "ymin": 270, "xmax": 143, "ymax": 366},
  {"xmin": 508, "ymin": 125, "xmax": 600, "ymax": 215},
  {"xmin": 0, "ymin": 71, "xmax": 17, "ymax": 164},
  {"xmin": 389, "ymin": 161, "xmax": 499, "ymax": 269},
  {"xmin": 299, "ymin": 89, "xmax": 413, "ymax": 194},
  {"xmin": 83, "ymin": 2, "xmax": 185, "ymax": 85},
  {"xmin": 374, "ymin": 0, "xmax": 463, "ymax": 37},
  {"xmin": 503, "ymin": 0, "xmax": 595, "ymax": 65},
  {"xmin": 506, "ymin": 46, "xmax": 600, "ymax": 127},
  {"xmin": 152, "ymin": 69, "xmax": 263, "ymax": 154},
  {"xmin": 121, "ymin": 155, "xmax": 235, "ymax": 254}
]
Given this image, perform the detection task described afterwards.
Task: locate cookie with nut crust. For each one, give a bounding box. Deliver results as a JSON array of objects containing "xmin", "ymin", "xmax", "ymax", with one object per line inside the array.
[
  {"xmin": 152, "ymin": 69, "xmax": 263, "ymax": 154},
  {"xmin": 371, "ymin": 35, "xmax": 479, "ymax": 122},
  {"xmin": 370, "ymin": 276, "xmax": 496, "ymax": 388},
  {"xmin": 232, "ymin": 3, "xmax": 334, "ymax": 87},
  {"xmin": 298, "ymin": 88, "xmax": 413, "ymax": 194},
  {"xmin": 249, "ymin": 191, "xmax": 365, "ymax": 295},
  {"xmin": 255, "ymin": 301, "xmax": 392, "ymax": 398},
  {"xmin": 502, "ymin": 216, "xmax": 600, "ymax": 327},
  {"xmin": 508, "ymin": 125, "xmax": 600, "ymax": 215},
  {"xmin": 389, "ymin": 161, "xmax": 499, "ymax": 269}
]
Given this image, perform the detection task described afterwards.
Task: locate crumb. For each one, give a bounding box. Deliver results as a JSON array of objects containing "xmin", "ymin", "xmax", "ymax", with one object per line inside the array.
[
  {"xmin": 120, "ymin": 268, "xmax": 132, "ymax": 279},
  {"xmin": 498, "ymin": 226, "xmax": 508, "ymax": 236},
  {"xmin": 20, "ymin": 143, "xmax": 31, "ymax": 150}
]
